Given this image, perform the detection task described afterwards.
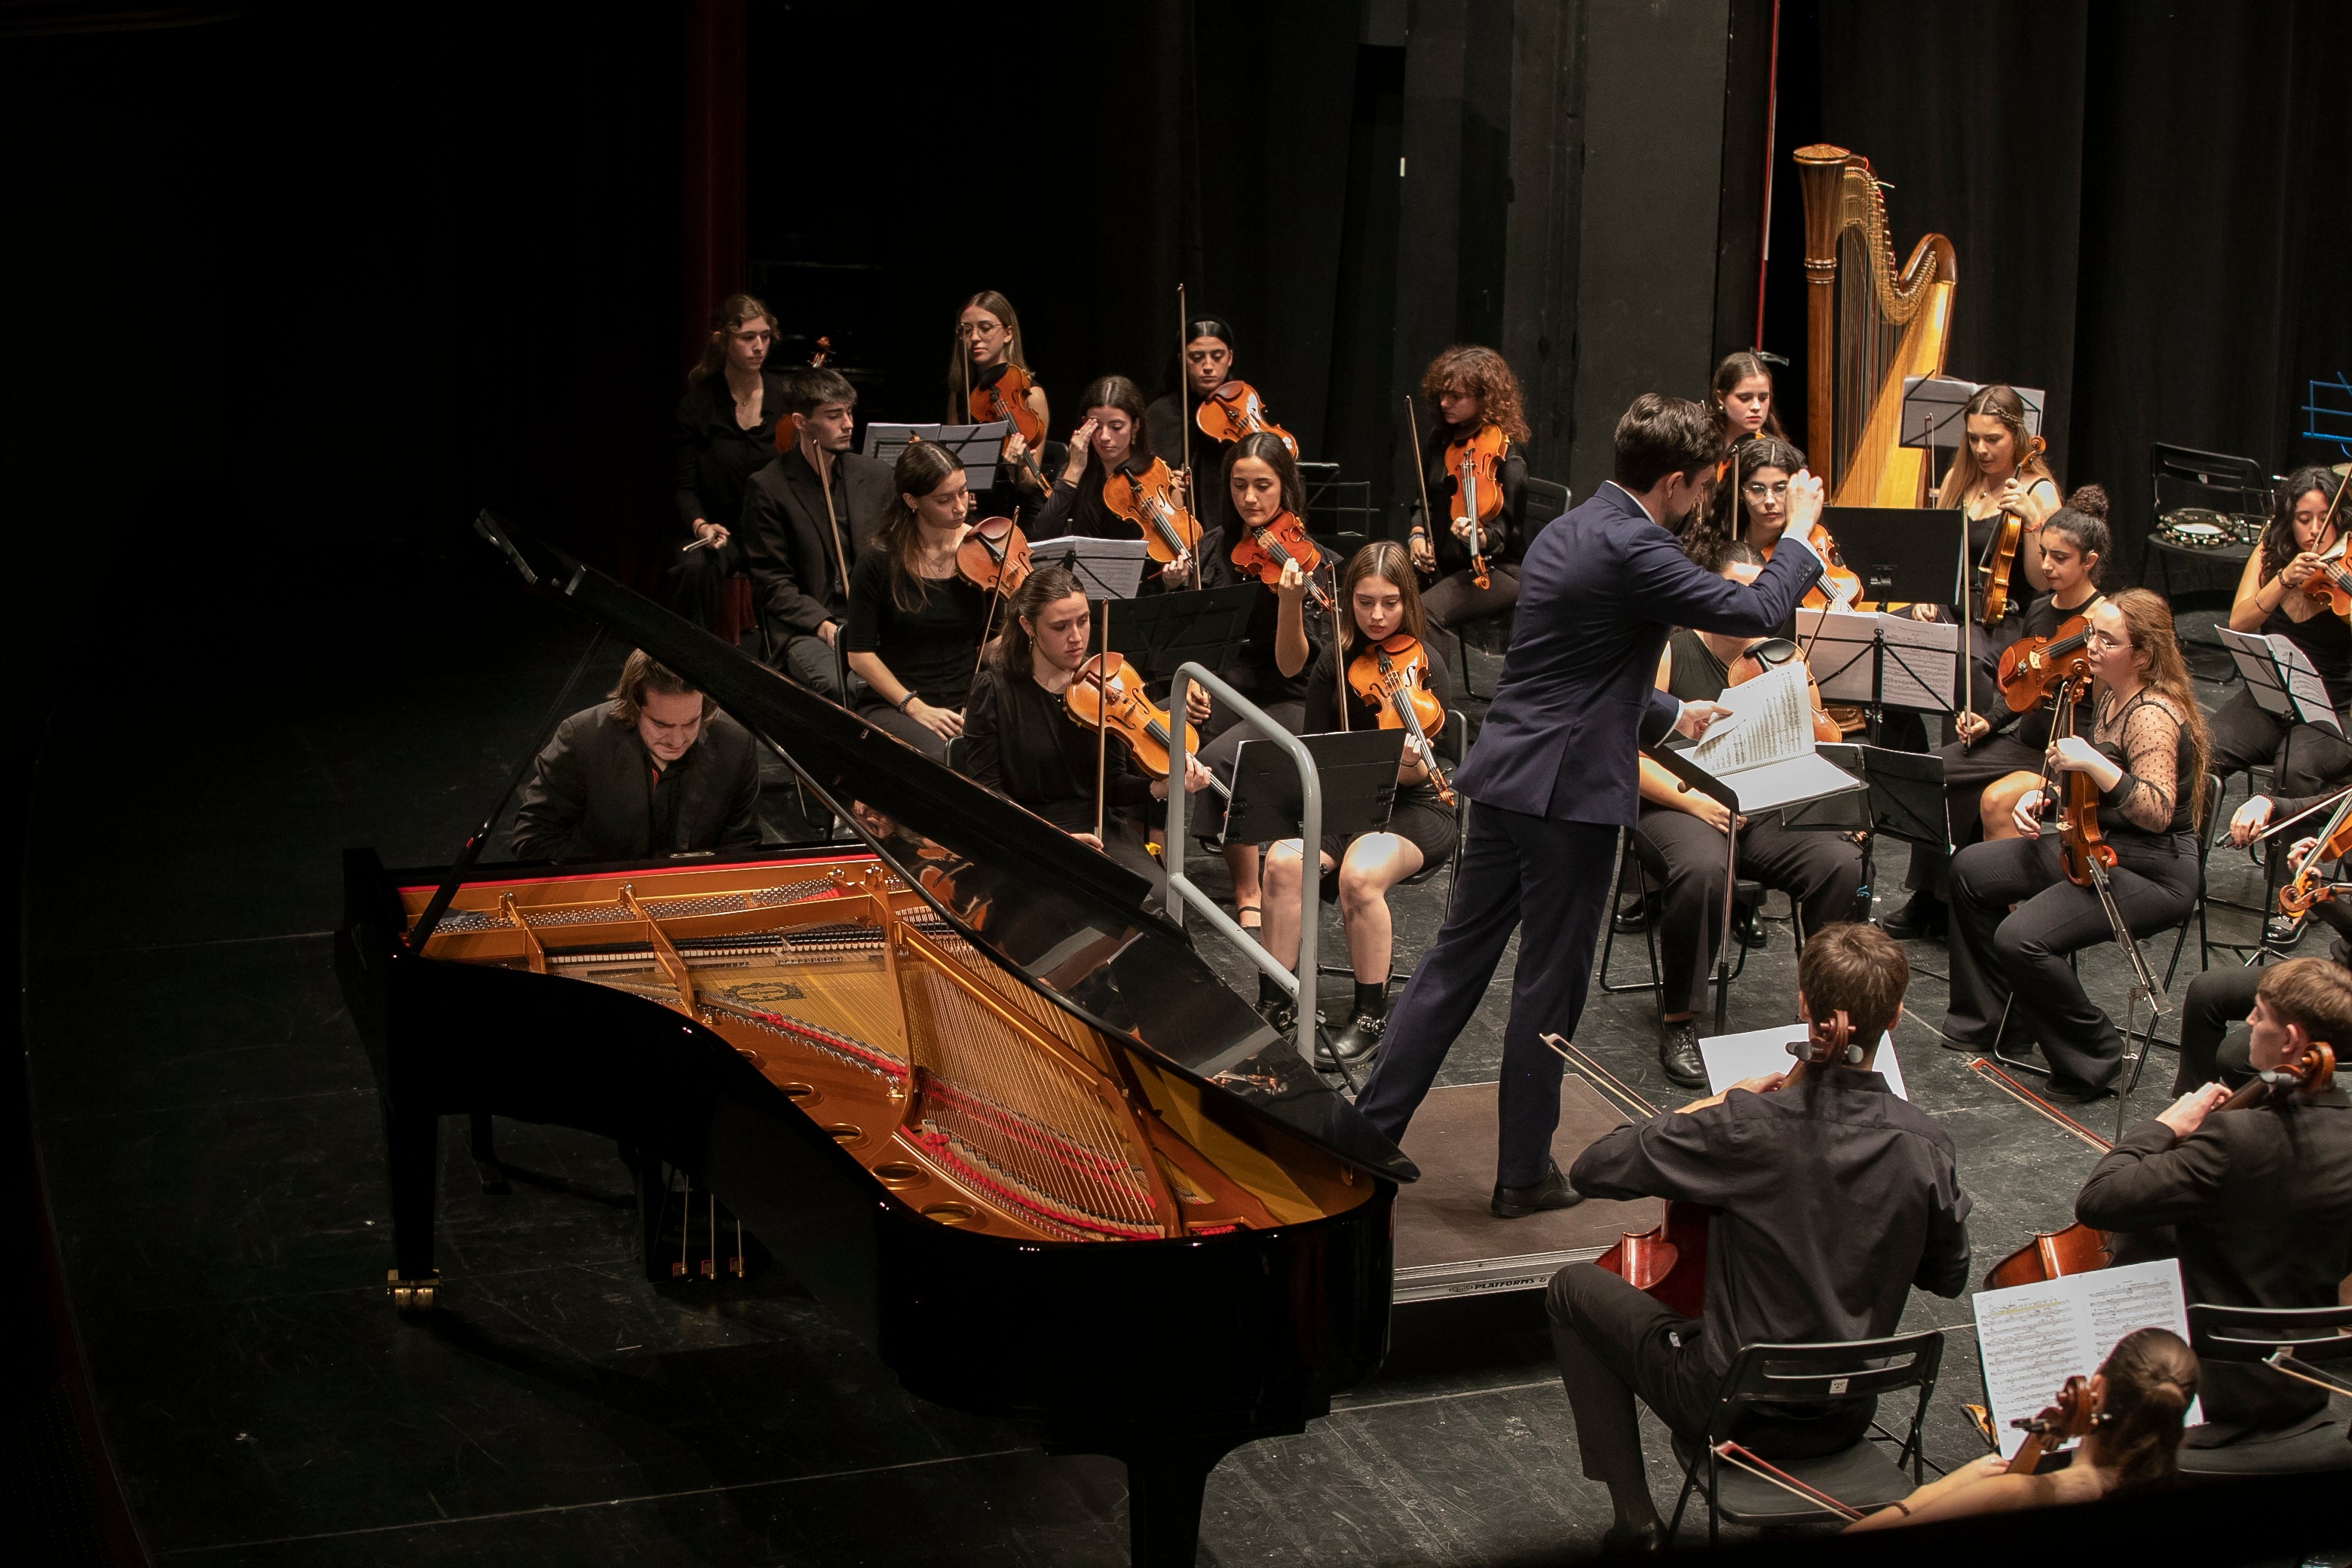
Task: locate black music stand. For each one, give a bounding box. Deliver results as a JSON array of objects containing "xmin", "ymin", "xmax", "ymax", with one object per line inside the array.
[
  {"xmin": 1039, "ymin": 536, "xmax": 1150, "ymax": 602},
  {"xmin": 1113, "ymin": 584, "xmax": 1263, "ymax": 683},
  {"xmin": 1847, "ymin": 743, "xmax": 1949, "ymax": 964},
  {"xmin": 1221, "ymin": 730, "xmax": 1404, "ymax": 847},
  {"xmin": 1818, "ymin": 506, "xmax": 1966, "ymax": 607}
]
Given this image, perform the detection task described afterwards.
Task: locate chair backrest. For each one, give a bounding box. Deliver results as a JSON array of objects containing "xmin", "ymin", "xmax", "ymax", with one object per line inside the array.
[
  {"xmin": 2188, "ymin": 1302, "xmax": 2352, "ymax": 1365},
  {"xmin": 1523, "ymin": 477, "xmax": 1570, "ymax": 547},
  {"xmin": 2151, "ymin": 442, "xmax": 2274, "ymax": 526},
  {"xmin": 1441, "ymin": 707, "xmax": 1468, "ymax": 767},
  {"xmin": 1705, "ymin": 1331, "xmax": 1946, "ymax": 1427}
]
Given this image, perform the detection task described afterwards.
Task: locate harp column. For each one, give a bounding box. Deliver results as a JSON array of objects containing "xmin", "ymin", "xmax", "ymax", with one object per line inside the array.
[{"xmin": 1793, "ymin": 144, "xmax": 1853, "ymax": 482}]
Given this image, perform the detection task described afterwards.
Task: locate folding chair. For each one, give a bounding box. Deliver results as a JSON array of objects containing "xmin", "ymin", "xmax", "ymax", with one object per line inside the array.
[
  {"xmin": 1667, "ymin": 1330, "xmax": 1946, "ymax": 1545},
  {"xmin": 2179, "ymin": 1303, "xmax": 2352, "ymax": 1478}
]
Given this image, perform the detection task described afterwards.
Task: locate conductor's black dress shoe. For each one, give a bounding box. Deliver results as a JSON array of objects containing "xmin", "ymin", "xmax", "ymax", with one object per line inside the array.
[
  {"xmin": 1490, "ymin": 1159, "xmax": 1584, "ymax": 1218},
  {"xmin": 1658, "ymin": 1019, "xmax": 1707, "ymax": 1089}
]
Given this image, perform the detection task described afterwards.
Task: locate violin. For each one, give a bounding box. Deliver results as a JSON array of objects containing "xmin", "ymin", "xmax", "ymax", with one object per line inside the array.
[
  {"xmin": 808, "ymin": 335, "xmax": 833, "ymax": 368},
  {"xmin": 1795, "ymin": 522, "xmax": 1864, "ymax": 612},
  {"xmin": 2278, "ymin": 794, "xmax": 2352, "ymax": 917},
  {"xmin": 2301, "ymin": 542, "xmax": 2352, "ymax": 617},
  {"xmin": 1977, "ymin": 435, "xmax": 2049, "ymax": 629},
  {"xmin": 1102, "ymin": 457, "xmax": 1204, "ymax": 573},
  {"xmin": 1346, "ymin": 632, "xmax": 1455, "ymax": 806},
  {"xmin": 1995, "ymin": 614, "xmax": 2096, "ymax": 713},
  {"xmin": 955, "ymin": 514, "xmax": 1031, "ymax": 597},
  {"xmin": 1195, "ymin": 379, "xmax": 1298, "ymax": 456},
  {"xmin": 967, "ymin": 362, "xmax": 1049, "ymax": 492},
  {"xmin": 2005, "ymin": 1376, "xmax": 2096, "ymax": 1475},
  {"xmin": 1063, "ymin": 652, "xmax": 1228, "ymax": 800},
  {"xmin": 1444, "ymin": 423, "xmax": 1508, "ymax": 592},
  {"xmin": 1726, "ymin": 635, "xmax": 1842, "ymax": 743},
  {"xmin": 1229, "ymin": 507, "xmax": 1332, "ymax": 611}
]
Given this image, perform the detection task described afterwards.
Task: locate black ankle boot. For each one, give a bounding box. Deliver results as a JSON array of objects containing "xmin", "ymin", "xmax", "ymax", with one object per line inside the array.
[{"xmin": 1321, "ymin": 981, "xmax": 1390, "ymax": 1066}]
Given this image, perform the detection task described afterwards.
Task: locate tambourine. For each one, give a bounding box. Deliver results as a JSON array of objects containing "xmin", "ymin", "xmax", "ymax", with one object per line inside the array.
[{"xmin": 2155, "ymin": 507, "xmax": 2234, "ymax": 551}]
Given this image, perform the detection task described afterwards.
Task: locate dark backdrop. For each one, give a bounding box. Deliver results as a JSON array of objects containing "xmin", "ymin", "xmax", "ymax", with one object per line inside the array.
[{"xmin": 1763, "ymin": 0, "xmax": 2352, "ymax": 583}]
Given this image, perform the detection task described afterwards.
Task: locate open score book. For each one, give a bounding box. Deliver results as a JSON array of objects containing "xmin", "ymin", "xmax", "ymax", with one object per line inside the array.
[{"xmin": 1681, "ymin": 661, "xmax": 1861, "ymax": 813}]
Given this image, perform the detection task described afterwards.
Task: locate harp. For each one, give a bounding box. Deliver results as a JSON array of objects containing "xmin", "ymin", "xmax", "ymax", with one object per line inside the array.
[{"xmin": 1793, "ymin": 145, "xmax": 1958, "ymax": 506}]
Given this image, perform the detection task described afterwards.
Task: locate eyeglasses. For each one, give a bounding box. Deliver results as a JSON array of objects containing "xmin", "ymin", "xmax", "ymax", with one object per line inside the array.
[
  {"xmin": 2087, "ymin": 630, "xmax": 2127, "ymax": 651},
  {"xmin": 1742, "ymin": 482, "xmax": 1790, "ymax": 500}
]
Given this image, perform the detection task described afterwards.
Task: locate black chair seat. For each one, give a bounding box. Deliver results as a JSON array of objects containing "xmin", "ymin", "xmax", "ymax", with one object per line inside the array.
[
  {"xmin": 2179, "ymin": 1417, "xmax": 2352, "ymax": 1477},
  {"xmin": 1669, "ymin": 1432, "xmax": 1916, "ymax": 1524}
]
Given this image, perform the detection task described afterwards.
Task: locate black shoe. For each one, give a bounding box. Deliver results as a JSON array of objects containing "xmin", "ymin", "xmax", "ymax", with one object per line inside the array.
[
  {"xmin": 2044, "ymin": 1076, "xmax": 2115, "ymax": 1104},
  {"xmin": 2265, "ymin": 914, "xmax": 2306, "ymax": 949},
  {"xmin": 1613, "ymin": 891, "xmax": 1656, "ymax": 933},
  {"xmin": 1490, "ymin": 1159, "xmax": 1584, "ymax": 1218},
  {"xmin": 1732, "ymin": 908, "xmax": 1769, "ymax": 950},
  {"xmin": 1599, "ymin": 1520, "xmax": 1666, "ymax": 1557},
  {"xmin": 1318, "ymin": 1009, "xmax": 1385, "ymax": 1068},
  {"xmin": 1880, "ymin": 892, "xmax": 1946, "ymax": 941},
  {"xmin": 1659, "ymin": 1020, "xmax": 1707, "ymax": 1089}
]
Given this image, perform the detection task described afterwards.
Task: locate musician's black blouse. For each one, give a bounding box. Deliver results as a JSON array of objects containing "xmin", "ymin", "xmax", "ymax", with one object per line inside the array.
[
  {"xmin": 844, "ymin": 550, "xmax": 989, "ymax": 710},
  {"xmin": 960, "ymin": 665, "xmax": 1153, "ymax": 833}
]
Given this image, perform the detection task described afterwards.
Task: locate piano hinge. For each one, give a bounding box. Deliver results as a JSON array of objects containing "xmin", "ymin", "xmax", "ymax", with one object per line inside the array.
[{"xmin": 386, "ymin": 1269, "xmax": 439, "ymax": 1313}]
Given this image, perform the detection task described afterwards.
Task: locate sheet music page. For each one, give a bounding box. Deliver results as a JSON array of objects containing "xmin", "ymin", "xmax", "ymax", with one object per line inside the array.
[
  {"xmin": 1876, "ymin": 611, "xmax": 1961, "ymax": 712},
  {"xmin": 1689, "ymin": 661, "xmax": 1811, "ymax": 774},
  {"xmin": 2272, "ymin": 636, "xmax": 2343, "ymax": 734},
  {"xmin": 1698, "ymin": 1026, "xmax": 1906, "ymax": 1099},
  {"xmin": 2216, "ymin": 627, "xmax": 2295, "ymax": 718},
  {"xmin": 2080, "ymin": 1259, "xmax": 2203, "ymax": 1428},
  {"xmin": 1794, "ymin": 608, "xmax": 1882, "ymax": 706},
  {"xmin": 1972, "ymin": 1277, "xmax": 2093, "ymax": 1459}
]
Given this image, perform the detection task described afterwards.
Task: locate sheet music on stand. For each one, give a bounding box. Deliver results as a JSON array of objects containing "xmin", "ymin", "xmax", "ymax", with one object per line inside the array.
[
  {"xmin": 859, "ymin": 421, "xmax": 1009, "ymax": 489},
  {"xmin": 2217, "ymin": 626, "xmax": 2341, "ymax": 733},
  {"xmin": 1798, "ymin": 607, "xmax": 1963, "ymax": 715},
  {"xmin": 1683, "ymin": 663, "xmax": 1864, "ymax": 813},
  {"xmin": 1900, "ymin": 377, "xmax": 2047, "ymax": 446},
  {"xmin": 1030, "ymin": 535, "xmax": 1151, "ymax": 602}
]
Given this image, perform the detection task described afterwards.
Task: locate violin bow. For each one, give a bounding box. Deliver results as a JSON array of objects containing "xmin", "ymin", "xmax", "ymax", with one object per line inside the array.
[
  {"xmin": 812, "ymin": 424, "xmax": 855, "ymax": 702},
  {"xmin": 1965, "ymin": 1056, "xmax": 2114, "ymax": 1153},
  {"xmin": 1094, "ymin": 597, "xmax": 1110, "ymax": 847},
  {"xmin": 1404, "ymin": 397, "xmax": 1437, "ymax": 575},
  {"xmin": 1178, "ymin": 282, "xmax": 1191, "ymax": 533},
  {"xmin": 1710, "ymin": 1441, "xmax": 1865, "ymax": 1524}
]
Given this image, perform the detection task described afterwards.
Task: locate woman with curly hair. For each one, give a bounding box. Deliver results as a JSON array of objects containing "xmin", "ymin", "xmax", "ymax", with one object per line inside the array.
[{"xmin": 1406, "ymin": 345, "xmax": 1535, "ymax": 632}]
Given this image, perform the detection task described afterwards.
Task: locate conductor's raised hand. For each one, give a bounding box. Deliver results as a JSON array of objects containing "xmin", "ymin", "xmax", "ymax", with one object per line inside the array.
[
  {"xmin": 1674, "ymin": 699, "xmax": 1733, "ymax": 741},
  {"xmin": 1787, "ymin": 468, "xmax": 1826, "ymax": 531}
]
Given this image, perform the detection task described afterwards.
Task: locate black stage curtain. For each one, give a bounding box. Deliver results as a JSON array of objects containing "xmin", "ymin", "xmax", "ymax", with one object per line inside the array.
[{"xmin": 1775, "ymin": 0, "xmax": 2352, "ymax": 586}]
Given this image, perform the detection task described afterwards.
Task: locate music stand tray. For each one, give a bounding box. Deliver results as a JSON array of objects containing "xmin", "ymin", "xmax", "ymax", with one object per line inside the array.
[
  {"xmin": 860, "ymin": 421, "xmax": 1008, "ymax": 491},
  {"xmin": 1222, "ymin": 730, "xmax": 1404, "ymax": 846},
  {"xmin": 1849, "ymin": 743, "xmax": 1949, "ymax": 851}
]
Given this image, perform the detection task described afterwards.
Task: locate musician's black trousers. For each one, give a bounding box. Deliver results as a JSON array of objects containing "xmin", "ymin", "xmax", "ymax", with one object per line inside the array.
[
  {"xmin": 1902, "ymin": 733, "xmax": 2041, "ymax": 898},
  {"xmin": 667, "ymin": 536, "xmax": 742, "ymax": 632},
  {"xmin": 1545, "ymin": 1265, "xmax": 1876, "ymax": 1510},
  {"xmin": 1632, "ymin": 807, "xmax": 1865, "ymax": 1016},
  {"xmin": 1354, "ymin": 804, "xmax": 1611, "ymax": 1187},
  {"xmin": 1420, "ymin": 565, "xmax": 1519, "ymax": 633},
  {"xmin": 2207, "ymin": 687, "xmax": 2352, "ymax": 890},
  {"xmin": 855, "ymin": 698, "xmax": 952, "ymax": 763},
  {"xmin": 1944, "ymin": 834, "xmax": 2198, "ymax": 1092},
  {"xmin": 2173, "ymin": 966, "xmax": 2260, "ymax": 1096}
]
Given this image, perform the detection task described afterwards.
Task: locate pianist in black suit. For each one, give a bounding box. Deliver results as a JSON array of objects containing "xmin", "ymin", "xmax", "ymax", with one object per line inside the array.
[
  {"xmin": 1350, "ymin": 394, "xmax": 1826, "ymax": 1216},
  {"xmin": 510, "ymin": 648, "xmax": 761, "ymax": 863},
  {"xmin": 2076, "ymin": 956, "xmax": 2352, "ymax": 1444}
]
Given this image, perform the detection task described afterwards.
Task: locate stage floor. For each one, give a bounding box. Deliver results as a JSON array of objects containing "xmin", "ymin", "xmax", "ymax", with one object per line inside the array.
[{"xmin": 20, "ymin": 568, "xmax": 2266, "ymax": 1563}]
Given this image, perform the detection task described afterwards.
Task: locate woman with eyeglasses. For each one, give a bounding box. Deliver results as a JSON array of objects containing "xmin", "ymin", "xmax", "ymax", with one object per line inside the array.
[
  {"xmin": 1625, "ymin": 542, "xmax": 1865, "ymax": 1089},
  {"xmin": 1941, "ymin": 590, "xmax": 2212, "ymax": 1101}
]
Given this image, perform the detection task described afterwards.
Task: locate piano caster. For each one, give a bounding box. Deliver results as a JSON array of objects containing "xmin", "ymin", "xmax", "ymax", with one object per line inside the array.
[{"xmin": 386, "ymin": 1269, "xmax": 439, "ymax": 1313}]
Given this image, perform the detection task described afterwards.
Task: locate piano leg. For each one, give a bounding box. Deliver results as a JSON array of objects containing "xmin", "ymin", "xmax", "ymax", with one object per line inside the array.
[
  {"xmin": 467, "ymin": 1111, "xmax": 510, "ymax": 1194},
  {"xmin": 1060, "ymin": 1432, "xmax": 1261, "ymax": 1568},
  {"xmin": 385, "ymin": 1101, "xmax": 439, "ymax": 1312}
]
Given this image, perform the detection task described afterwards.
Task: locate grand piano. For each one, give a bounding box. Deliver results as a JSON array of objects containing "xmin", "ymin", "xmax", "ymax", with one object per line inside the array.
[{"xmin": 335, "ymin": 517, "xmax": 1418, "ymax": 1566}]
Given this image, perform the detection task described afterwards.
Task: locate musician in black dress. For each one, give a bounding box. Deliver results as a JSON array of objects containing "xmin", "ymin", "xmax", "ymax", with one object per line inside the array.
[
  {"xmin": 1549, "ymin": 923, "xmax": 1973, "ymax": 1554},
  {"xmin": 739, "ymin": 367, "xmax": 891, "ymax": 699},
  {"xmin": 844, "ymin": 439, "xmax": 991, "ymax": 763},
  {"xmin": 1257, "ymin": 541, "xmax": 1456, "ymax": 1063},
  {"xmin": 672, "ymin": 292, "xmax": 789, "ymax": 631},
  {"xmin": 1031, "ymin": 373, "xmax": 1201, "ymax": 594},
  {"xmin": 2210, "ymin": 466, "xmax": 2352, "ymax": 941},
  {"xmin": 510, "ymin": 648, "xmax": 761, "ymax": 862},
  {"xmin": 1631, "ymin": 544, "xmax": 1865, "ymax": 1086},
  {"xmin": 948, "ymin": 289, "xmax": 1052, "ymax": 512},
  {"xmin": 1885, "ymin": 488, "xmax": 2110, "ymax": 939},
  {"xmin": 1929, "ymin": 382, "xmax": 2062, "ymax": 631},
  {"xmin": 1406, "ymin": 345, "xmax": 1531, "ymax": 632},
  {"xmin": 2078, "ymin": 956, "xmax": 2352, "ymax": 1444},
  {"xmin": 960, "ymin": 565, "xmax": 1214, "ymax": 882},
  {"xmin": 1146, "ymin": 314, "xmax": 1237, "ymax": 533},
  {"xmin": 1942, "ymin": 591, "xmax": 2210, "ymax": 1101}
]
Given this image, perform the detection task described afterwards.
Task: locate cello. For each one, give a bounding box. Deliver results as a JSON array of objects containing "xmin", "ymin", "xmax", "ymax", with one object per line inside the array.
[
  {"xmin": 1972, "ymin": 1056, "xmax": 2118, "ymax": 1289},
  {"xmin": 1346, "ymin": 632, "xmax": 1455, "ymax": 807}
]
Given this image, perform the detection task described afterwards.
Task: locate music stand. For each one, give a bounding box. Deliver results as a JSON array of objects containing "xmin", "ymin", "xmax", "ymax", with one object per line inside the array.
[
  {"xmin": 1819, "ymin": 506, "xmax": 1966, "ymax": 606},
  {"xmin": 860, "ymin": 421, "xmax": 1008, "ymax": 490},
  {"xmin": 1221, "ymin": 730, "xmax": 1404, "ymax": 847},
  {"xmin": 1900, "ymin": 377, "xmax": 2045, "ymax": 442},
  {"xmin": 1111, "ymin": 584, "xmax": 1262, "ymax": 684},
  {"xmin": 2216, "ymin": 627, "xmax": 2341, "ymax": 733},
  {"xmin": 1037, "ymin": 536, "xmax": 1151, "ymax": 602}
]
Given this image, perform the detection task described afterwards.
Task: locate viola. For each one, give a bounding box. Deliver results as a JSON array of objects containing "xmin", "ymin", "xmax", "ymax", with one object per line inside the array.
[
  {"xmin": 956, "ymin": 515, "xmax": 1031, "ymax": 597},
  {"xmin": 1444, "ymin": 423, "xmax": 1508, "ymax": 592},
  {"xmin": 967, "ymin": 362, "xmax": 1049, "ymax": 492},
  {"xmin": 1996, "ymin": 613, "xmax": 2096, "ymax": 714},
  {"xmin": 1727, "ymin": 635, "xmax": 1842, "ymax": 743},
  {"xmin": 1101, "ymin": 457, "xmax": 1204, "ymax": 571},
  {"xmin": 1229, "ymin": 507, "xmax": 1332, "ymax": 611},
  {"xmin": 2005, "ymin": 1376, "xmax": 2096, "ymax": 1475},
  {"xmin": 1977, "ymin": 434, "xmax": 2049, "ymax": 629},
  {"xmin": 2051, "ymin": 677, "xmax": 2115, "ymax": 890},
  {"xmin": 1195, "ymin": 379, "xmax": 1298, "ymax": 455},
  {"xmin": 1346, "ymin": 632, "xmax": 1455, "ymax": 807},
  {"xmin": 1063, "ymin": 652, "xmax": 1228, "ymax": 800},
  {"xmin": 1797, "ymin": 522, "xmax": 1864, "ymax": 612}
]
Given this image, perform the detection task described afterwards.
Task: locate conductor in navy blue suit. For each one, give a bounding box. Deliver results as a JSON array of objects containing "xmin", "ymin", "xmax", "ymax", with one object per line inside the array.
[{"xmin": 1352, "ymin": 394, "xmax": 1829, "ymax": 1217}]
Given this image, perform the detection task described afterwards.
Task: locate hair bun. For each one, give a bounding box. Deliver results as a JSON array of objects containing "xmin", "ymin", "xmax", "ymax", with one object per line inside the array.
[{"xmin": 2064, "ymin": 483, "xmax": 2110, "ymax": 520}]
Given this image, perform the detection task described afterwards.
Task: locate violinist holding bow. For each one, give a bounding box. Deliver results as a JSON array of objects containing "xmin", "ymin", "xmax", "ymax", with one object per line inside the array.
[
  {"xmin": 1406, "ymin": 345, "xmax": 1530, "ymax": 632},
  {"xmin": 1548, "ymin": 923, "xmax": 1974, "ymax": 1556}
]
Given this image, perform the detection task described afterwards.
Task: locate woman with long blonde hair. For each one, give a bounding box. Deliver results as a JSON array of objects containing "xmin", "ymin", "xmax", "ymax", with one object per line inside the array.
[{"xmin": 1942, "ymin": 587, "xmax": 2210, "ymax": 1101}]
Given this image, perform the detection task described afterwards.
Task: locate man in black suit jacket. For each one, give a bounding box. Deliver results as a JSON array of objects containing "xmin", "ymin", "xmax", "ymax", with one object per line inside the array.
[
  {"xmin": 739, "ymin": 367, "xmax": 890, "ymax": 700},
  {"xmin": 510, "ymin": 649, "xmax": 761, "ymax": 863},
  {"xmin": 2077, "ymin": 956, "xmax": 2352, "ymax": 1441},
  {"xmin": 1352, "ymin": 394, "xmax": 1827, "ymax": 1216}
]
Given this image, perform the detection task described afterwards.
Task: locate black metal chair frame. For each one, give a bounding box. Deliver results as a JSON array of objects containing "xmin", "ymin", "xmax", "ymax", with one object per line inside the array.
[
  {"xmin": 1597, "ymin": 828, "xmax": 1778, "ymax": 1003},
  {"xmin": 1444, "ymin": 476, "xmax": 1566, "ymax": 702},
  {"xmin": 1666, "ymin": 1329, "xmax": 1946, "ymax": 1546},
  {"xmin": 2145, "ymin": 442, "xmax": 2271, "ymax": 607}
]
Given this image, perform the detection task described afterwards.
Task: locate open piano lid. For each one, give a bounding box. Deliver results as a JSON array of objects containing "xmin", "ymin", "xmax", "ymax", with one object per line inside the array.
[{"xmin": 474, "ymin": 514, "xmax": 1417, "ymax": 1184}]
